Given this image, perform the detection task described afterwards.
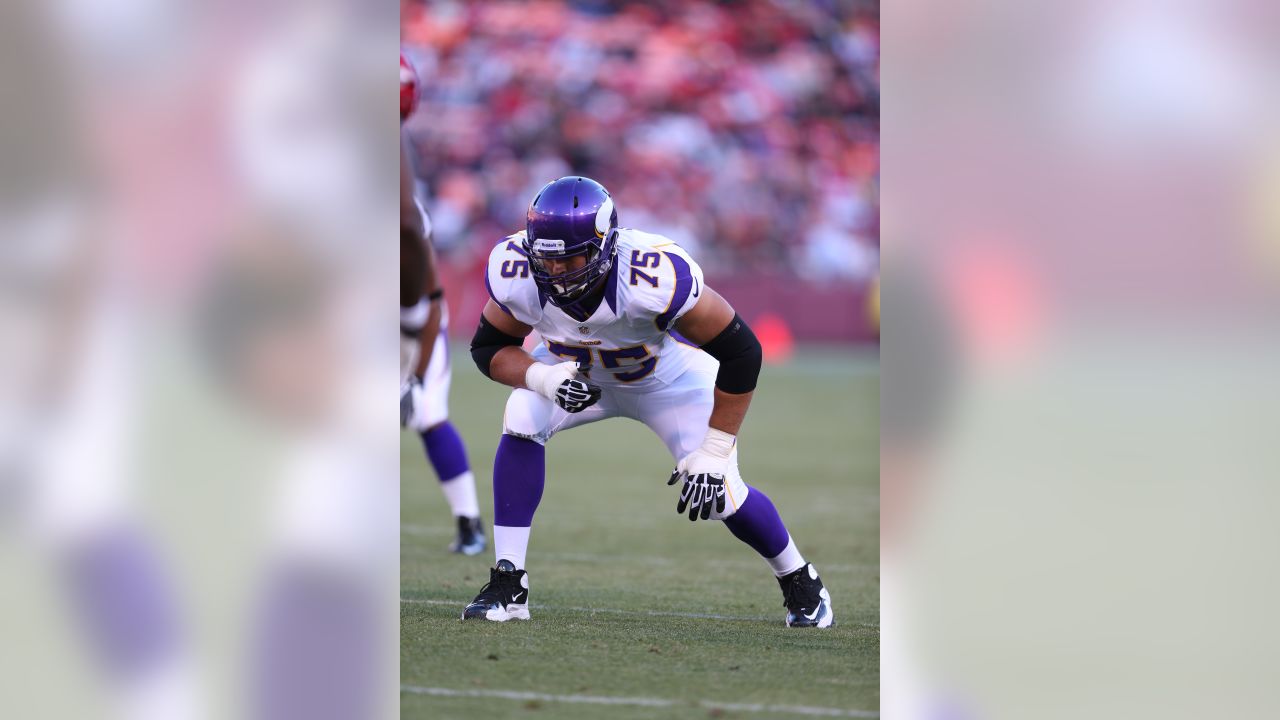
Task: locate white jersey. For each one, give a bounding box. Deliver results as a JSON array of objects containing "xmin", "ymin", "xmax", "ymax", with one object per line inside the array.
[{"xmin": 485, "ymin": 228, "xmax": 706, "ymax": 390}]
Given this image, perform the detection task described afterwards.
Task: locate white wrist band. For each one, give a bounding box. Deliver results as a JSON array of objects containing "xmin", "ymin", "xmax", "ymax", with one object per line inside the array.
[
  {"xmin": 400, "ymin": 298, "xmax": 429, "ymax": 331},
  {"xmin": 525, "ymin": 362, "xmax": 555, "ymax": 398},
  {"xmin": 702, "ymin": 428, "xmax": 736, "ymax": 458}
]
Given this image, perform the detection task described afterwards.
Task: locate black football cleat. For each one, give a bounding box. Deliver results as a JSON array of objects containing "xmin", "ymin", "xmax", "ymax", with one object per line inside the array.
[
  {"xmin": 778, "ymin": 563, "xmax": 834, "ymax": 628},
  {"xmin": 461, "ymin": 560, "xmax": 530, "ymax": 621},
  {"xmin": 448, "ymin": 516, "xmax": 486, "ymax": 556}
]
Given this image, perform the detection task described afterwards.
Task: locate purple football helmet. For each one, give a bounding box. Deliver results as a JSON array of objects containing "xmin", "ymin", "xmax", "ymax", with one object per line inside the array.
[{"xmin": 523, "ymin": 176, "xmax": 619, "ymax": 307}]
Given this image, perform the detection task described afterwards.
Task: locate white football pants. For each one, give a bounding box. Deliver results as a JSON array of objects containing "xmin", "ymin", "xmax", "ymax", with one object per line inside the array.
[{"xmin": 501, "ymin": 344, "xmax": 749, "ymax": 517}]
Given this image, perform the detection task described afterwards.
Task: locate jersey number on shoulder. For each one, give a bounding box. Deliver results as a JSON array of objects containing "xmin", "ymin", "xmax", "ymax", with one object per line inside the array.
[
  {"xmin": 500, "ymin": 242, "xmax": 529, "ymax": 278},
  {"xmin": 546, "ymin": 341, "xmax": 658, "ymax": 382},
  {"xmin": 630, "ymin": 250, "xmax": 661, "ymax": 288}
]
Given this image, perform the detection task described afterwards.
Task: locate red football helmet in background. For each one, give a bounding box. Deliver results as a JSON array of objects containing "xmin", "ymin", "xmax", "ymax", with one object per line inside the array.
[{"xmin": 400, "ymin": 52, "xmax": 419, "ymax": 122}]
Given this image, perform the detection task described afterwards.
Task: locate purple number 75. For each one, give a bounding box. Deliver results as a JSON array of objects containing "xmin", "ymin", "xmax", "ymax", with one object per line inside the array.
[
  {"xmin": 599, "ymin": 345, "xmax": 657, "ymax": 382},
  {"xmin": 501, "ymin": 260, "xmax": 529, "ymax": 278},
  {"xmin": 546, "ymin": 342, "xmax": 593, "ymax": 376},
  {"xmin": 544, "ymin": 342, "xmax": 658, "ymax": 383}
]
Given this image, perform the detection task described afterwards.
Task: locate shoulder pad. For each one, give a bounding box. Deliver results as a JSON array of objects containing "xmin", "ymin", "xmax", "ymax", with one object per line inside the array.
[
  {"xmin": 485, "ymin": 232, "xmax": 542, "ymax": 326},
  {"xmin": 615, "ymin": 231, "xmax": 705, "ymax": 331}
]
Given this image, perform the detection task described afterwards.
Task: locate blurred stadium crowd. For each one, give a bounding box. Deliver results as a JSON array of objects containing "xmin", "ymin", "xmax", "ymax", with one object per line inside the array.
[{"xmin": 401, "ymin": 0, "xmax": 879, "ymax": 283}]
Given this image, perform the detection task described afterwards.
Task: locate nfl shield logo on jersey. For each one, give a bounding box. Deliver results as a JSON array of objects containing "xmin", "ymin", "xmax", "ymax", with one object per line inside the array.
[{"xmin": 578, "ymin": 325, "xmax": 590, "ymax": 334}]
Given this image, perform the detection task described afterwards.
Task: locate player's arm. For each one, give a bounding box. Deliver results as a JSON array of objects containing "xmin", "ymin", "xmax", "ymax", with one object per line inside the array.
[
  {"xmin": 413, "ymin": 236, "xmax": 443, "ymax": 378},
  {"xmin": 400, "ymin": 142, "xmax": 429, "ymax": 308},
  {"xmin": 667, "ymin": 286, "xmax": 763, "ymax": 519},
  {"xmin": 401, "ymin": 142, "xmax": 442, "ymax": 372},
  {"xmin": 470, "ymin": 300, "xmax": 600, "ymax": 413},
  {"xmin": 471, "ymin": 300, "xmax": 534, "ymax": 386},
  {"xmin": 673, "ymin": 286, "xmax": 762, "ymax": 436}
]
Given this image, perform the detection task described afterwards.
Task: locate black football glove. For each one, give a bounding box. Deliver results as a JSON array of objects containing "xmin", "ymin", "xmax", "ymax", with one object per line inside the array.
[
  {"xmin": 668, "ymin": 470, "xmax": 728, "ymax": 521},
  {"xmin": 555, "ymin": 377, "xmax": 601, "ymax": 413},
  {"xmin": 527, "ymin": 360, "xmax": 601, "ymax": 414}
]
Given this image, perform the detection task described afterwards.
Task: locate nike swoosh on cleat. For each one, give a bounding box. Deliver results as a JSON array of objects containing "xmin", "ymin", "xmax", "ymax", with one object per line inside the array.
[
  {"xmin": 804, "ymin": 605, "xmax": 822, "ymax": 621},
  {"xmin": 511, "ymin": 592, "xmax": 525, "ymax": 603}
]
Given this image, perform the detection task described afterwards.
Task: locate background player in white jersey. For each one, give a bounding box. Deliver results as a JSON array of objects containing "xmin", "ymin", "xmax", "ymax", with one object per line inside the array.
[
  {"xmin": 465, "ymin": 176, "xmax": 833, "ymax": 627},
  {"xmin": 400, "ymin": 52, "xmax": 484, "ymax": 554}
]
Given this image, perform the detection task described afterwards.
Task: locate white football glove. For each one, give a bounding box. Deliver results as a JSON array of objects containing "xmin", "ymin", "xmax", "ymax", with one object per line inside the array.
[
  {"xmin": 400, "ymin": 375, "xmax": 427, "ymax": 430},
  {"xmin": 525, "ymin": 361, "xmax": 602, "ymax": 414},
  {"xmin": 400, "ymin": 300, "xmax": 428, "ymax": 389},
  {"xmin": 668, "ymin": 428, "xmax": 742, "ymax": 521},
  {"xmin": 400, "ymin": 331, "xmax": 419, "ymax": 391}
]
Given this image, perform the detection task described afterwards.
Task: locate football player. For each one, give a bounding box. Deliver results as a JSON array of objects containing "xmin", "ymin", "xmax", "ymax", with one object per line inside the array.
[
  {"xmin": 464, "ymin": 176, "xmax": 833, "ymax": 627},
  {"xmin": 399, "ymin": 52, "xmax": 485, "ymax": 554}
]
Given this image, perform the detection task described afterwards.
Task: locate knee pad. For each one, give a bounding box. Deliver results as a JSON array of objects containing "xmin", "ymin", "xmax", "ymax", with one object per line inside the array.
[{"xmin": 502, "ymin": 389, "xmax": 554, "ymax": 445}]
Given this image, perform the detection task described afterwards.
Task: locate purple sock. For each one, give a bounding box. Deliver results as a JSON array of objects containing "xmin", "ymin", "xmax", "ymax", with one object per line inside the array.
[
  {"xmin": 65, "ymin": 527, "xmax": 180, "ymax": 680},
  {"xmin": 492, "ymin": 434, "xmax": 544, "ymax": 526},
  {"xmin": 420, "ymin": 421, "xmax": 470, "ymax": 482},
  {"xmin": 723, "ymin": 487, "xmax": 791, "ymax": 559}
]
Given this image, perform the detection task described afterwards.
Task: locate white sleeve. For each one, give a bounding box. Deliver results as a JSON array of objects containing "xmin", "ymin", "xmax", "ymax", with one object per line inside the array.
[{"xmin": 484, "ymin": 233, "xmax": 543, "ymax": 327}]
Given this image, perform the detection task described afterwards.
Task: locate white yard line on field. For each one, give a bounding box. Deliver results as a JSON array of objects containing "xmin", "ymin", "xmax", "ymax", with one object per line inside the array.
[
  {"xmin": 401, "ymin": 685, "xmax": 879, "ymax": 718},
  {"xmin": 400, "ymin": 597, "xmax": 878, "ymax": 629},
  {"xmin": 402, "ymin": 597, "xmax": 769, "ymax": 621}
]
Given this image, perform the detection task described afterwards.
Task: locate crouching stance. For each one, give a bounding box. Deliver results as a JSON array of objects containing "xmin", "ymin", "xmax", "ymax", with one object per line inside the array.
[{"xmin": 464, "ymin": 176, "xmax": 832, "ymax": 628}]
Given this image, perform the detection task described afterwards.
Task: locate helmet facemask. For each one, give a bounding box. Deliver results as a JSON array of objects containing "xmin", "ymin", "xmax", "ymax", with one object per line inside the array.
[{"xmin": 524, "ymin": 229, "xmax": 617, "ymax": 307}]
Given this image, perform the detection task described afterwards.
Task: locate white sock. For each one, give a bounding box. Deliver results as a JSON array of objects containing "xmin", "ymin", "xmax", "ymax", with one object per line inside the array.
[
  {"xmin": 766, "ymin": 536, "xmax": 806, "ymax": 577},
  {"xmin": 440, "ymin": 471, "xmax": 480, "ymax": 518},
  {"xmin": 493, "ymin": 525, "xmax": 531, "ymax": 570}
]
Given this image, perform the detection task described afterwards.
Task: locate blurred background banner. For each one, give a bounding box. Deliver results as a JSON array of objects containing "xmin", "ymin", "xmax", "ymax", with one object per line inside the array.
[
  {"xmin": 0, "ymin": 1, "xmax": 399, "ymax": 719},
  {"xmin": 883, "ymin": 0, "xmax": 1280, "ymax": 718},
  {"xmin": 401, "ymin": 0, "xmax": 881, "ymax": 347}
]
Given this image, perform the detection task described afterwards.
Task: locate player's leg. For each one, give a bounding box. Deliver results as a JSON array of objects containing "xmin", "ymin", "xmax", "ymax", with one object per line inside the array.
[
  {"xmin": 27, "ymin": 454, "xmax": 202, "ymax": 719},
  {"xmin": 21, "ymin": 333, "xmax": 206, "ymax": 718},
  {"xmin": 248, "ymin": 436, "xmax": 397, "ymax": 720},
  {"xmin": 636, "ymin": 357, "xmax": 833, "ymax": 627},
  {"xmin": 463, "ymin": 377, "xmax": 617, "ymax": 622},
  {"xmin": 409, "ymin": 315, "xmax": 485, "ymax": 554}
]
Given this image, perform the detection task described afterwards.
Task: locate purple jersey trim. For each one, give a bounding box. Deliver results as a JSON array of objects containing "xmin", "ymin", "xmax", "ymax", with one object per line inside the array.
[
  {"xmin": 668, "ymin": 329, "xmax": 700, "ymax": 348},
  {"xmin": 561, "ymin": 302, "xmax": 590, "ymax": 323},
  {"xmin": 484, "ymin": 272, "xmax": 515, "ymax": 317},
  {"xmin": 655, "ymin": 251, "xmax": 694, "ymax": 331},
  {"xmin": 604, "ymin": 259, "xmax": 620, "ymax": 314}
]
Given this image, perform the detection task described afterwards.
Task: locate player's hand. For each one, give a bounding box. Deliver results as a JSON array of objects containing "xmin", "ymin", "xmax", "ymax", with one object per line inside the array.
[
  {"xmin": 400, "ymin": 328, "xmax": 420, "ymax": 390},
  {"xmin": 668, "ymin": 429, "xmax": 736, "ymax": 521},
  {"xmin": 400, "ymin": 374, "xmax": 425, "ymax": 428},
  {"xmin": 672, "ymin": 471, "xmax": 728, "ymax": 521},
  {"xmin": 526, "ymin": 361, "xmax": 602, "ymax": 414},
  {"xmin": 401, "ymin": 300, "xmax": 428, "ymax": 388},
  {"xmin": 554, "ymin": 376, "xmax": 601, "ymax": 413}
]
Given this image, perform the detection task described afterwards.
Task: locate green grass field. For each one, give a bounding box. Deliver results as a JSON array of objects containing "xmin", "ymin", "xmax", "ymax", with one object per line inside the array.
[{"xmin": 401, "ymin": 346, "xmax": 880, "ymax": 719}]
